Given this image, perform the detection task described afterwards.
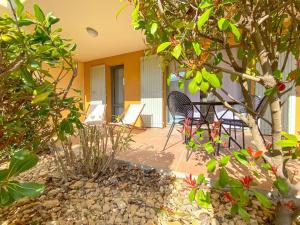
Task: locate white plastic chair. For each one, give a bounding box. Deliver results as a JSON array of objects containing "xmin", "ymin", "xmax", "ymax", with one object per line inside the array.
[
  {"xmin": 84, "ymin": 102, "xmax": 106, "ymax": 125},
  {"xmin": 111, "ymin": 104, "xmax": 145, "ymax": 131}
]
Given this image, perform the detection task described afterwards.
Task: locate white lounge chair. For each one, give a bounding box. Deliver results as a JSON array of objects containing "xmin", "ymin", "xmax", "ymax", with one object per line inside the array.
[
  {"xmin": 84, "ymin": 102, "xmax": 106, "ymax": 125},
  {"xmin": 111, "ymin": 103, "xmax": 145, "ymax": 132}
]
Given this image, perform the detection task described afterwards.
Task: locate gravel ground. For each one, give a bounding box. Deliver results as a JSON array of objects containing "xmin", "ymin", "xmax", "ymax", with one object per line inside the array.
[{"xmin": 0, "ymin": 154, "xmax": 275, "ymax": 225}]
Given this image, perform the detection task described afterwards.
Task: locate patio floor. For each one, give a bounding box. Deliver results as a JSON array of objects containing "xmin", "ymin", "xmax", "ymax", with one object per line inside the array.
[{"xmin": 117, "ymin": 126, "xmax": 275, "ymax": 189}]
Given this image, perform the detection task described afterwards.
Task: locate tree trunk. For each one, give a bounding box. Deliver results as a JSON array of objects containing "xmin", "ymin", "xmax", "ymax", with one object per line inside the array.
[
  {"xmin": 270, "ymin": 93, "xmax": 282, "ymax": 152},
  {"xmin": 248, "ymin": 116, "xmax": 266, "ymax": 151}
]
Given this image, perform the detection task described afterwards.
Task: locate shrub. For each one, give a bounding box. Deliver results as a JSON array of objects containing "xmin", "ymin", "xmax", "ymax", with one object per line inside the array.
[
  {"xmin": 0, "ymin": 0, "xmax": 81, "ymax": 206},
  {"xmin": 51, "ymin": 124, "xmax": 133, "ymax": 181}
]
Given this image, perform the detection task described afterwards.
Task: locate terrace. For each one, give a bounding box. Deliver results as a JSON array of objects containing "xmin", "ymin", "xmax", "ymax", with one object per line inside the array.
[{"xmin": 1, "ymin": 0, "xmax": 300, "ymax": 225}]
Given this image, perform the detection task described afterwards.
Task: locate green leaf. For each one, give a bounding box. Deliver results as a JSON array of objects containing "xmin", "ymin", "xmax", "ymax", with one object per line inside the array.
[
  {"xmin": 196, "ymin": 174, "xmax": 205, "ymax": 185},
  {"xmin": 206, "ymin": 159, "xmax": 217, "ymax": 172},
  {"xmin": 273, "ymin": 70, "xmax": 283, "ymax": 80},
  {"xmin": 47, "ymin": 13, "xmax": 60, "ymax": 26},
  {"xmin": 204, "ymin": 142, "xmax": 215, "ymax": 154},
  {"xmin": 233, "ymin": 151, "xmax": 249, "ymax": 166},
  {"xmin": 254, "ymin": 191, "xmax": 272, "ymax": 208},
  {"xmin": 265, "ymin": 87, "xmax": 276, "ymax": 96},
  {"xmin": 167, "ymin": 74, "xmax": 172, "ymax": 86},
  {"xmin": 219, "ymin": 168, "xmax": 229, "ymax": 187},
  {"xmin": 195, "ymin": 71, "xmax": 202, "ymax": 84},
  {"xmin": 274, "ymin": 177, "xmax": 289, "ymax": 194},
  {"xmin": 276, "ymin": 140, "xmax": 298, "ymax": 148},
  {"xmin": 199, "ymin": 81, "xmax": 209, "ymax": 93},
  {"xmin": 196, "ymin": 190, "xmax": 211, "ymax": 208},
  {"xmin": 8, "ymin": 150, "xmax": 39, "ymax": 178},
  {"xmin": 218, "ymin": 18, "xmax": 230, "ymax": 31},
  {"xmin": 116, "ymin": 2, "xmax": 129, "ymax": 18},
  {"xmin": 172, "ymin": 44, "xmax": 182, "ymax": 59},
  {"xmin": 199, "ymin": 0, "xmax": 213, "ymax": 9},
  {"xmin": 157, "ymin": 42, "xmax": 171, "ymax": 53},
  {"xmin": 32, "ymin": 92, "xmax": 50, "ymax": 104},
  {"xmin": 202, "ymin": 69, "xmax": 221, "ymax": 88},
  {"xmin": 192, "ymin": 42, "xmax": 201, "ymax": 56},
  {"xmin": 178, "ymin": 79, "xmax": 184, "ymax": 90},
  {"xmin": 14, "ymin": 0, "xmax": 24, "ymax": 17},
  {"xmin": 9, "ymin": 182, "xmax": 45, "ymax": 198},
  {"xmin": 238, "ymin": 205, "xmax": 250, "ymax": 221},
  {"xmin": 229, "ymin": 23, "xmax": 241, "ymax": 41},
  {"xmin": 197, "ymin": 8, "xmax": 212, "ymax": 31},
  {"xmin": 151, "ymin": 23, "xmax": 158, "ymax": 35},
  {"xmin": 281, "ymin": 132, "xmax": 298, "ymax": 141},
  {"xmin": 188, "ymin": 79, "xmax": 199, "ymax": 94},
  {"xmin": 18, "ymin": 19, "xmax": 35, "ymax": 26},
  {"xmin": 261, "ymin": 163, "xmax": 272, "ymax": 170},
  {"xmin": 34, "ymin": 4, "xmax": 46, "ymax": 22},
  {"xmin": 220, "ymin": 156, "xmax": 231, "ymax": 167},
  {"xmin": 189, "ymin": 188, "xmax": 197, "ymax": 202}
]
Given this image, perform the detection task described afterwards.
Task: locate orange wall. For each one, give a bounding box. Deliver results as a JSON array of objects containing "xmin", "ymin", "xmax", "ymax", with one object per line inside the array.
[
  {"xmin": 47, "ymin": 62, "xmax": 85, "ymax": 119},
  {"xmin": 84, "ymin": 51, "xmax": 144, "ymax": 122}
]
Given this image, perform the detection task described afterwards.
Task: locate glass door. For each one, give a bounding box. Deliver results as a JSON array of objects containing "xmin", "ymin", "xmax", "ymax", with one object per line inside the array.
[{"xmin": 111, "ymin": 65, "xmax": 124, "ymax": 121}]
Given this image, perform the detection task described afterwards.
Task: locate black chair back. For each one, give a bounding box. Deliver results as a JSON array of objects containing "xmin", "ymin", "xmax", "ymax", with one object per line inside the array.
[
  {"xmin": 167, "ymin": 91, "xmax": 194, "ymax": 121},
  {"xmin": 255, "ymin": 96, "xmax": 268, "ymax": 117}
]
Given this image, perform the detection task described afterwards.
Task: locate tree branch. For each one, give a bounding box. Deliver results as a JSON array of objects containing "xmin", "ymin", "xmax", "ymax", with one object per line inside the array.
[{"xmin": 204, "ymin": 63, "xmax": 262, "ymax": 82}]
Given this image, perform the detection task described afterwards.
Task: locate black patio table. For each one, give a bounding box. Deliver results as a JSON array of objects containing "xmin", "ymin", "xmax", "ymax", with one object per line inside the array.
[{"xmin": 187, "ymin": 100, "xmax": 243, "ymax": 150}]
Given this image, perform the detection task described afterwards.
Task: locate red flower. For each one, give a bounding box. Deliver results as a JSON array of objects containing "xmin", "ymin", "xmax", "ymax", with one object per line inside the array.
[
  {"xmin": 277, "ymin": 82, "xmax": 286, "ymax": 92},
  {"xmin": 283, "ymin": 200, "xmax": 296, "ymax": 210},
  {"xmin": 183, "ymin": 174, "xmax": 196, "ymax": 188},
  {"xmin": 247, "ymin": 147, "xmax": 263, "ymax": 159},
  {"xmin": 266, "ymin": 143, "xmax": 273, "ymax": 150},
  {"xmin": 224, "ymin": 192, "xmax": 236, "ymax": 204},
  {"xmin": 240, "ymin": 175, "xmax": 253, "ymax": 189},
  {"xmin": 271, "ymin": 166, "xmax": 277, "ymax": 174}
]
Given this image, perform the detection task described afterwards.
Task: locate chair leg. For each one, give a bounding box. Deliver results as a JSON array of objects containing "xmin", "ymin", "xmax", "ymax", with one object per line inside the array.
[
  {"xmin": 228, "ymin": 125, "xmax": 232, "ymax": 148},
  {"xmin": 242, "ymin": 125, "xmax": 245, "ymax": 149},
  {"xmin": 258, "ymin": 127, "xmax": 266, "ymax": 145},
  {"xmin": 207, "ymin": 122, "xmax": 211, "ymax": 141},
  {"xmin": 163, "ymin": 122, "xmax": 175, "ymax": 150},
  {"xmin": 217, "ymin": 123, "xmax": 222, "ymax": 155}
]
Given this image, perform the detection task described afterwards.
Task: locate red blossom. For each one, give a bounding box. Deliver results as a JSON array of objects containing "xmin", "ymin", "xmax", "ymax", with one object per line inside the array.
[
  {"xmin": 239, "ymin": 175, "xmax": 254, "ymax": 189},
  {"xmin": 183, "ymin": 174, "xmax": 196, "ymax": 188},
  {"xmin": 266, "ymin": 143, "xmax": 273, "ymax": 150},
  {"xmin": 283, "ymin": 200, "xmax": 296, "ymax": 210},
  {"xmin": 247, "ymin": 147, "xmax": 263, "ymax": 159},
  {"xmin": 223, "ymin": 192, "xmax": 236, "ymax": 204},
  {"xmin": 277, "ymin": 82, "xmax": 286, "ymax": 92},
  {"xmin": 271, "ymin": 166, "xmax": 278, "ymax": 174}
]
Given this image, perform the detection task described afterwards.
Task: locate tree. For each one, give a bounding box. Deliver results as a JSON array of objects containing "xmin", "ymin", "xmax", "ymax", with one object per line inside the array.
[
  {"xmin": 0, "ymin": 0, "xmax": 82, "ymax": 205},
  {"xmin": 128, "ymin": 0, "xmax": 300, "ymax": 223}
]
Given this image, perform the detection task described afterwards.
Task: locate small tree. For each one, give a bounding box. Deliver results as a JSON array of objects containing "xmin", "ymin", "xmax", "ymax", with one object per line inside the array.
[
  {"xmin": 0, "ymin": 0, "xmax": 82, "ymax": 206},
  {"xmin": 127, "ymin": 0, "xmax": 300, "ymax": 223}
]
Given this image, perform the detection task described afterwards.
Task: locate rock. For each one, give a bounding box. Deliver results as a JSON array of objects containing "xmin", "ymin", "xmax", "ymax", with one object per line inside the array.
[
  {"xmin": 116, "ymin": 200, "xmax": 126, "ymax": 210},
  {"xmin": 43, "ymin": 200, "xmax": 60, "ymax": 208},
  {"xmin": 48, "ymin": 188, "xmax": 61, "ymax": 197},
  {"xmin": 70, "ymin": 180, "xmax": 84, "ymax": 189},
  {"xmin": 130, "ymin": 204, "xmax": 139, "ymax": 215},
  {"xmin": 103, "ymin": 203, "xmax": 111, "ymax": 213},
  {"xmin": 168, "ymin": 222, "xmax": 182, "ymax": 225},
  {"xmin": 85, "ymin": 182, "xmax": 97, "ymax": 189}
]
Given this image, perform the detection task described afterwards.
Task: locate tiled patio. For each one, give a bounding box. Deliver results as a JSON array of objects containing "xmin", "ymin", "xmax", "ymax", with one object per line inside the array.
[{"xmin": 117, "ymin": 126, "xmax": 275, "ymax": 188}]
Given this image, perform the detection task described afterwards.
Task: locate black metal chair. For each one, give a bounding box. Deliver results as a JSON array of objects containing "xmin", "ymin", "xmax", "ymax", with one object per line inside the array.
[
  {"xmin": 218, "ymin": 95, "xmax": 269, "ymax": 151},
  {"xmin": 163, "ymin": 91, "xmax": 207, "ymax": 150}
]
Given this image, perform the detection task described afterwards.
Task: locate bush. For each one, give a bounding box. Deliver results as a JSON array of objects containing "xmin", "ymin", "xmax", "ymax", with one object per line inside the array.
[{"xmin": 51, "ymin": 124, "xmax": 133, "ymax": 181}]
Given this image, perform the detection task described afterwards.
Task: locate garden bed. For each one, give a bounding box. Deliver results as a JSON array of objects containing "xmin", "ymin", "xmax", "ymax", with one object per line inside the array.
[{"xmin": 0, "ymin": 153, "xmax": 275, "ymax": 225}]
